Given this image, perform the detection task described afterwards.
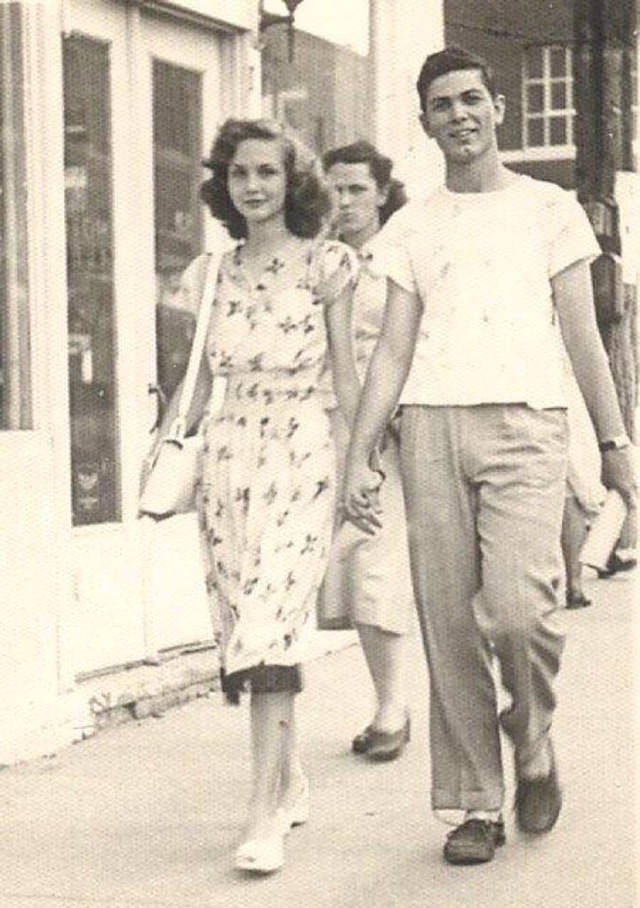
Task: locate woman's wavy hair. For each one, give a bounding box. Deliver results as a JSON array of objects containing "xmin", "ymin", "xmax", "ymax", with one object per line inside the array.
[
  {"xmin": 322, "ymin": 140, "xmax": 407, "ymax": 226},
  {"xmin": 200, "ymin": 119, "xmax": 330, "ymax": 239}
]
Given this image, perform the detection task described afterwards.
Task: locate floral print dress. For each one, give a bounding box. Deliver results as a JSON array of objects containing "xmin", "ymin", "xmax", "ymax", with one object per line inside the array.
[{"xmin": 197, "ymin": 239, "xmax": 357, "ymax": 686}]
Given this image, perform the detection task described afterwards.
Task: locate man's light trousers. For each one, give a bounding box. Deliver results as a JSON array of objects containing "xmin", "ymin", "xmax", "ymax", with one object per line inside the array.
[{"xmin": 399, "ymin": 404, "xmax": 568, "ymax": 811}]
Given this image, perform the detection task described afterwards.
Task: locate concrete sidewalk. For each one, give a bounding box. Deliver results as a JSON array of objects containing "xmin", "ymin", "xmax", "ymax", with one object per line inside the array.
[{"xmin": 0, "ymin": 571, "xmax": 637, "ymax": 908}]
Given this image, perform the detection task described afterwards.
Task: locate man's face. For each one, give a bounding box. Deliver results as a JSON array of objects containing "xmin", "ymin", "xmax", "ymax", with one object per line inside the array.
[
  {"xmin": 325, "ymin": 162, "xmax": 387, "ymax": 240},
  {"xmin": 419, "ymin": 68, "xmax": 505, "ymax": 164}
]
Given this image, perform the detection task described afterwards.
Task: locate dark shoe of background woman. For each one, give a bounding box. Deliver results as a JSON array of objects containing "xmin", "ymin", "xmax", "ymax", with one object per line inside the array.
[{"xmin": 596, "ymin": 551, "xmax": 637, "ymax": 579}]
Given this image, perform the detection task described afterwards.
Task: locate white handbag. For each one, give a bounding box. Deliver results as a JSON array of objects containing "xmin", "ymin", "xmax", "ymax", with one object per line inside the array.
[{"xmin": 139, "ymin": 250, "xmax": 221, "ymax": 518}]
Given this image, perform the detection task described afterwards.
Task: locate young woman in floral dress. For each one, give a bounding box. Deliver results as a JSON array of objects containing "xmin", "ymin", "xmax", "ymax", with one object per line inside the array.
[{"xmin": 147, "ymin": 119, "xmax": 359, "ymax": 874}]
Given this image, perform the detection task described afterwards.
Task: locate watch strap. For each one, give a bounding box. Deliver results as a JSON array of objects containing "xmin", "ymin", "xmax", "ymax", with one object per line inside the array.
[{"xmin": 598, "ymin": 435, "xmax": 631, "ymax": 452}]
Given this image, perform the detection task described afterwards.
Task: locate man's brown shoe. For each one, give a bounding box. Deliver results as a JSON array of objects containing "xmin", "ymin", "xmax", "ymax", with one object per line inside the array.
[
  {"xmin": 515, "ymin": 741, "xmax": 562, "ymax": 834},
  {"xmin": 443, "ymin": 816, "xmax": 506, "ymax": 865}
]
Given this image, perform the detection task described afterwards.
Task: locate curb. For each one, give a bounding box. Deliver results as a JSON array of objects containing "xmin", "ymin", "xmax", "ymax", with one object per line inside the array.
[{"xmin": 76, "ymin": 630, "xmax": 358, "ymax": 736}]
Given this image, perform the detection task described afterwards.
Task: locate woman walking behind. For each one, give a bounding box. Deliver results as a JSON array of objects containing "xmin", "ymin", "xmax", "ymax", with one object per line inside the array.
[
  {"xmin": 143, "ymin": 120, "xmax": 359, "ymax": 874},
  {"xmin": 320, "ymin": 141, "xmax": 415, "ymax": 761}
]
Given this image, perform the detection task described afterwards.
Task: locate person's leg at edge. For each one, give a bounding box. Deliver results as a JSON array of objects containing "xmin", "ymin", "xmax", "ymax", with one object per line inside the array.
[
  {"xmin": 561, "ymin": 493, "xmax": 590, "ymax": 606},
  {"xmin": 356, "ymin": 622, "xmax": 406, "ymax": 732}
]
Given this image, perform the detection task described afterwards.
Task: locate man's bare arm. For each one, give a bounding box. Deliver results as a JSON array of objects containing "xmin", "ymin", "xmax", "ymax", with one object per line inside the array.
[
  {"xmin": 553, "ymin": 259, "xmax": 636, "ymax": 506},
  {"xmin": 343, "ymin": 279, "xmax": 422, "ymax": 532}
]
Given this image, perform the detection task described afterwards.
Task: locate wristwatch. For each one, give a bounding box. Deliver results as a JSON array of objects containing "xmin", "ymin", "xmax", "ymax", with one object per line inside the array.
[{"xmin": 598, "ymin": 434, "xmax": 631, "ymax": 452}]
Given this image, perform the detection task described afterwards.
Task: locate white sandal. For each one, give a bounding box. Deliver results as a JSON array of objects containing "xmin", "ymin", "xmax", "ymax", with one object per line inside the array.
[
  {"xmin": 234, "ymin": 832, "xmax": 285, "ymax": 874},
  {"xmin": 276, "ymin": 776, "xmax": 310, "ymax": 834}
]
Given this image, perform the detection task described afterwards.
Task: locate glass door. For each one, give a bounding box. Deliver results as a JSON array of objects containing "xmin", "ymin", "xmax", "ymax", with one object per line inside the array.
[
  {"xmin": 63, "ymin": 33, "xmax": 120, "ymax": 526},
  {"xmin": 139, "ymin": 12, "xmax": 225, "ymax": 653},
  {"xmin": 153, "ymin": 59, "xmax": 203, "ymax": 403},
  {"xmin": 60, "ymin": 1, "xmax": 149, "ymax": 678},
  {"xmin": 60, "ymin": 0, "xmax": 234, "ymax": 674}
]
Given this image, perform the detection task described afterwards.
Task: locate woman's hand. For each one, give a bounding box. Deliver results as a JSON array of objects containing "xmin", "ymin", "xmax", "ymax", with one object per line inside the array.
[{"xmin": 342, "ymin": 457, "xmax": 384, "ymax": 536}]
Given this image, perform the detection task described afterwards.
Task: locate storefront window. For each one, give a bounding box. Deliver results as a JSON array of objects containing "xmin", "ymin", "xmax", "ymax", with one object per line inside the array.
[
  {"xmin": 153, "ymin": 60, "xmax": 202, "ymax": 402},
  {"xmin": 0, "ymin": 4, "xmax": 32, "ymax": 430},
  {"xmin": 63, "ymin": 35, "xmax": 120, "ymax": 525}
]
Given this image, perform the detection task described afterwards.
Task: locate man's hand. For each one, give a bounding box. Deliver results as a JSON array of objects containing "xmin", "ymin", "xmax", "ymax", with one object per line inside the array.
[
  {"xmin": 601, "ymin": 446, "xmax": 638, "ymax": 511},
  {"xmin": 342, "ymin": 458, "xmax": 384, "ymax": 536}
]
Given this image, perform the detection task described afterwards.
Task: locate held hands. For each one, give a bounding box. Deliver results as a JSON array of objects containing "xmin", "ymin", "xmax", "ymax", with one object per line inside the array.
[{"xmin": 342, "ymin": 453, "xmax": 385, "ymax": 536}]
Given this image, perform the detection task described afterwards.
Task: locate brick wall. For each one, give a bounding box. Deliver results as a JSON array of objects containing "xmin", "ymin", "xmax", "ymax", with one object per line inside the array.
[
  {"xmin": 261, "ymin": 26, "xmax": 373, "ymax": 154},
  {"xmin": 445, "ymin": 0, "xmax": 575, "ymax": 181}
]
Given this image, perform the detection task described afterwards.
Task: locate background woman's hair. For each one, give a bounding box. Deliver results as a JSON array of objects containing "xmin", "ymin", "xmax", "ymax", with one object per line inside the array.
[
  {"xmin": 322, "ymin": 139, "xmax": 407, "ymax": 225},
  {"xmin": 201, "ymin": 119, "xmax": 330, "ymax": 239}
]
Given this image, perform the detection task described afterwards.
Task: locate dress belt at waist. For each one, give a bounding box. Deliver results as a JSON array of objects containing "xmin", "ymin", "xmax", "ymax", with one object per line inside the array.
[{"xmin": 223, "ymin": 376, "xmax": 320, "ymax": 406}]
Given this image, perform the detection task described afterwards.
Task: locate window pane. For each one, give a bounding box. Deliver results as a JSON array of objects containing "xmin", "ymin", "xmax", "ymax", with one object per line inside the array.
[
  {"xmin": 153, "ymin": 61, "xmax": 203, "ymax": 402},
  {"xmin": 527, "ymin": 118, "xmax": 545, "ymax": 147},
  {"xmin": 63, "ymin": 36, "xmax": 120, "ymax": 525},
  {"xmin": 0, "ymin": 4, "xmax": 32, "ymax": 429},
  {"xmin": 549, "ymin": 116, "xmax": 567, "ymax": 145},
  {"xmin": 550, "ymin": 82, "xmax": 567, "ymax": 111},
  {"xmin": 525, "ymin": 46, "xmax": 543, "ymax": 79},
  {"xmin": 527, "ymin": 83, "xmax": 544, "ymax": 114},
  {"xmin": 550, "ymin": 47, "xmax": 567, "ymax": 78}
]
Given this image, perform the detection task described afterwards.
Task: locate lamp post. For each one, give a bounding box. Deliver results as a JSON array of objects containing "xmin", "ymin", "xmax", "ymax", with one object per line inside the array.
[{"xmin": 259, "ymin": 0, "xmax": 305, "ymax": 62}]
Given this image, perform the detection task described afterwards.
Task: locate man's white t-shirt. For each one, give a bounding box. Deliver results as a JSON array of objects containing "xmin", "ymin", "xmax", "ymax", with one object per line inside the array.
[{"xmin": 377, "ymin": 175, "xmax": 601, "ymax": 409}]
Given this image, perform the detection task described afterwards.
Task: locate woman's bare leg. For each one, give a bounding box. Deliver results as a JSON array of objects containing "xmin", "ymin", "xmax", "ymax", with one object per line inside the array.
[
  {"xmin": 356, "ymin": 623, "xmax": 406, "ymax": 731},
  {"xmin": 278, "ymin": 705, "xmax": 307, "ymax": 812},
  {"xmin": 245, "ymin": 690, "xmax": 294, "ymax": 840}
]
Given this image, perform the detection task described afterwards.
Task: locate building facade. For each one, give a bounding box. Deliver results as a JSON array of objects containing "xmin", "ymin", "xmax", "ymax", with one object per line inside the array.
[
  {"xmin": 1, "ymin": 0, "xmax": 446, "ymax": 767},
  {"xmin": 444, "ymin": 0, "xmax": 638, "ymax": 187},
  {"xmin": 261, "ymin": 25, "xmax": 373, "ymax": 154},
  {"xmin": 0, "ymin": 0, "xmax": 261, "ymax": 763}
]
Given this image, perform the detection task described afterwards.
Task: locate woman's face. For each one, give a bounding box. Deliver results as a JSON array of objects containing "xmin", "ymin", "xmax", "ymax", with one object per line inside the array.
[
  {"xmin": 325, "ymin": 161, "xmax": 386, "ymax": 241},
  {"xmin": 227, "ymin": 138, "xmax": 287, "ymax": 227}
]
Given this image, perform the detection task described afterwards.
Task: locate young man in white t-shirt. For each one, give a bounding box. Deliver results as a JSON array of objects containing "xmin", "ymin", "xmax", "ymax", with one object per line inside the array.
[{"xmin": 343, "ymin": 46, "xmax": 636, "ymax": 865}]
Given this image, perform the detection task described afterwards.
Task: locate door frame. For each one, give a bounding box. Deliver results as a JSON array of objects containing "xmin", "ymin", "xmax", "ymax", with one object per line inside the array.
[{"xmin": 59, "ymin": 0, "xmax": 251, "ymax": 674}]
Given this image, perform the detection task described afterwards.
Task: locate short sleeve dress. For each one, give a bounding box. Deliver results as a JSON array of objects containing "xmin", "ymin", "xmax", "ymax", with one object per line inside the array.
[{"xmin": 196, "ymin": 238, "xmax": 357, "ymax": 699}]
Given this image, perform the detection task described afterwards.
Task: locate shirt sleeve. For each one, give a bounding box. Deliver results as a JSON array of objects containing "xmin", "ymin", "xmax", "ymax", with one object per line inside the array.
[
  {"xmin": 364, "ymin": 214, "xmax": 417, "ymax": 294},
  {"xmin": 371, "ymin": 240, "xmax": 416, "ymax": 294},
  {"xmin": 548, "ymin": 192, "xmax": 601, "ymax": 278},
  {"xmin": 312, "ymin": 240, "xmax": 359, "ymax": 306}
]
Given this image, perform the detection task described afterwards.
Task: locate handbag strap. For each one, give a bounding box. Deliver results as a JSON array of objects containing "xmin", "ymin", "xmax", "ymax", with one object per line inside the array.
[{"xmin": 172, "ymin": 249, "xmax": 222, "ymax": 439}]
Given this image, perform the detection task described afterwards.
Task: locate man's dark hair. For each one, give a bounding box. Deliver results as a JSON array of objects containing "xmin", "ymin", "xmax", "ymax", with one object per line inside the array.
[
  {"xmin": 322, "ymin": 140, "xmax": 407, "ymax": 226},
  {"xmin": 416, "ymin": 45, "xmax": 497, "ymax": 112}
]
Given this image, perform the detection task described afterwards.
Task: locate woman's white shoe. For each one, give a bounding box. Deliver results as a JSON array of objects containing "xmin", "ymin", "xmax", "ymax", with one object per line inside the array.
[
  {"xmin": 234, "ymin": 833, "xmax": 285, "ymax": 874},
  {"xmin": 276, "ymin": 776, "xmax": 310, "ymax": 834}
]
